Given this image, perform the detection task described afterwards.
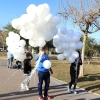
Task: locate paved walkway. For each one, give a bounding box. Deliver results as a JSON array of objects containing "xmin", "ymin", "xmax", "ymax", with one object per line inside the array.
[{"xmin": 0, "ymin": 59, "xmax": 100, "ymax": 100}]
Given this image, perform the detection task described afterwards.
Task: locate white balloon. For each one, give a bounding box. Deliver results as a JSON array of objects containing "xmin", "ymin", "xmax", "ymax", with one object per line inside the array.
[
  {"xmin": 43, "ymin": 31, "xmax": 54, "ymax": 41},
  {"xmin": 72, "ymin": 35, "xmax": 80, "ymax": 42},
  {"xmin": 45, "ymin": 13, "xmax": 53, "ymax": 23},
  {"xmin": 76, "ymin": 41, "xmax": 84, "ymax": 49},
  {"xmin": 26, "ymin": 4, "xmax": 37, "ymax": 14},
  {"xmin": 43, "ymin": 3, "xmax": 50, "ymax": 15},
  {"xmin": 67, "ymin": 29, "xmax": 74, "ymax": 37},
  {"xmin": 68, "ymin": 56, "xmax": 75, "ymax": 63},
  {"xmin": 71, "ymin": 51, "xmax": 79, "ymax": 59},
  {"xmin": 19, "ymin": 40, "xmax": 26, "ymax": 47},
  {"xmin": 57, "ymin": 30, "xmax": 63, "ymax": 36},
  {"xmin": 8, "ymin": 31, "xmax": 15, "ymax": 38},
  {"xmin": 11, "ymin": 18, "xmax": 21, "ymax": 30},
  {"xmin": 26, "ymin": 30, "xmax": 36, "ymax": 39},
  {"xmin": 59, "ymin": 26, "xmax": 67, "ymax": 35},
  {"xmin": 36, "ymin": 19, "xmax": 46, "ymax": 33},
  {"xmin": 6, "ymin": 37, "xmax": 10, "ymax": 42},
  {"xmin": 53, "ymin": 16, "xmax": 62, "ymax": 25},
  {"xmin": 11, "ymin": 41, "xmax": 18, "ymax": 47},
  {"xmin": 52, "ymin": 28, "xmax": 58, "ymax": 36},
  {"xmin": 20, "ymin": 29, "xmax": 27, "ymax": 39},
  {"xmin": 59, "ymin": 36, "xmax": 66, "ymax": 43},
  {"xmin": 55, "ymin": 46, "xmax": 63, "ymax": 53},
  {"xmin": 13, "ymin": 34, "xmax": 20, "ymax": 42},
  {"xmin": 29, "ymin": 40, "xmax": 38, "ymax": 47},
  {"xmin": 7, "ymin": 47, "xmax": 12, "ymax": 52},
  {"xmin": 70, "ymin": 43, "xmax": 77, "ymax": 50},
  {"xmin": 53, "ymin": 35, "xmax": 59, "ymax": 39},
  {"xmin": 36, "ymin": 4, "xmax": 46, "ymax": 18},
  {"xmin": 63, "ymin": 51, "xmax": 71, "ymax": 58},
  {"xmin": 37, "ymin": 4, "xmax": 50, "ymax": 18},
  {"xmin": 57, "ymin": 54, "xmax": 65, "ymax": 60},
  {"xmin": 62, "ymin": 43, "xmax": 69, "ymax": 51},
  {"xmin": 38, "ymin": 37, "xmax": 46, "ymax": 47},
  {"xmin": 14, "ymin": 54, "xmax": 26, "ymax": 61},
  {"xmin": 55, "ymin": 48, "xmax": 60, "ymax": 53},
  {"xmin": 53, "ymin": 38, "xmax": 60, "ymax": 47},
  {"xmin": 65, "ymin": 36, "xmax": 73, "ymax": 43},
  {"xmin": 17, "ymin": 47, "xmax": 25, "ymax": 54},
  {"xmin": 6, "ymin": 39, "xmax": 13, "ymax": 47},
  {"xmin": 20, "ymin": 14, "xmax": 30, "ymax": 27},
  {"xmin": 26, "ymin": 23, "xmax": 36, "ymax": 30},
  {"xmin": 27, "ymin": 13, "xmax": 38, "ymax": 24},
  {"xmin": 43, "ymin": 60, "xmax": 51, "ymax": 69},
  {"xmin": 75, "ymin": 32, "xmax": 82, "ymax": 38},
  {"xmin": 47, "ymin": 22, "xmax": 56, "ymax": 31}
]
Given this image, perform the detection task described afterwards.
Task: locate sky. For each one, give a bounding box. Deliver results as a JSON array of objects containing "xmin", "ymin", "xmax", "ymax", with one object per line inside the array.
[{"xmin": 0, "ymin": 0, "xmax": 100, "ymax": 40}]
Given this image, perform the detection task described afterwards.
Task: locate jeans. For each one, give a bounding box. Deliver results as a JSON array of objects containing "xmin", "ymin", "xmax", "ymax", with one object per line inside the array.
[
  {"xmin": 7, "ymin": 58, "xmax": 13, "ymax": 68},
  {"xmin": 22, "ymin": 74, "xmax": 31, "ymax": 86},
  {"xmin": 38, "ymin": 71, "xmax": 50, "ymax": 97}
]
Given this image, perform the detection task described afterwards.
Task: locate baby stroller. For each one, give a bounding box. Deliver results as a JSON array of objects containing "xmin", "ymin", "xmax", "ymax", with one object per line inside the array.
[{"xmin": 13, "ymin": 59, "xmax": 22, "ymax": 69}]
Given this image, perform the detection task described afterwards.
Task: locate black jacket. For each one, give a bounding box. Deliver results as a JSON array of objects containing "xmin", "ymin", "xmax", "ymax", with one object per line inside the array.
[
  {"xmin": 23, "ymin": 55, "xmax": 33, "ymax": 74},
  {"xmin": 70, "ymin": 57, "xmax": 82, "ymax": 78}
]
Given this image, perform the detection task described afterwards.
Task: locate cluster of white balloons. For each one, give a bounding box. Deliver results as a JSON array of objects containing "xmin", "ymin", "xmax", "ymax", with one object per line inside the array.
[
  {"xmin": 11, "ymin": 3, "xmax": 61, "ymax": 47},
  {"xmin": 6, "ymin": 32, "xmax": 26, "ymax": 61},
  {"xmin": 53, "ymin": 26, "xmax": 83, "ymax": 63}
]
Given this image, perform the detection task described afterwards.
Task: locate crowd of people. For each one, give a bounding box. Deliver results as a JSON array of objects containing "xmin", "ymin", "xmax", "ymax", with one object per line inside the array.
[{"xmin": 7, "ymin": 46, "xmax": 82, "ymax": 100}]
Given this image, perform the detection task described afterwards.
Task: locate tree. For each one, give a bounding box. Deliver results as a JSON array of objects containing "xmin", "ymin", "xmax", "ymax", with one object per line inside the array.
[
  {"xmin": 94, "ymin": 40, "xmax": 100, "ymax": 59},
  {"xmin": 57, "ymin": 0, "xmax": 100, "ymax": 76},
  {"xmin": 85, "ymin": 37, "xmax": 96, "ymax": 64},
  {"xmin": 0, "ymin": 30, "xmax": 6, "ymax": 49}
]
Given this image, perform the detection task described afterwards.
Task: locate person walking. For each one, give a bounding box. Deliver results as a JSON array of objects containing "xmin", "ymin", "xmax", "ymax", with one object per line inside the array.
[
  {"xmin": 7, "ymin": 51, "xmax": 14, "ymax": 68},
  {"xmin": 67, "ymin": 51, "xmax": 82, "ymax": 94},
  {"xmin": 34, "ymin": 46, "xmax": 52, "ymax": 100},
  {"xmin": 21, "ymin": 52, "xmax": 33, "ymax": 91}
]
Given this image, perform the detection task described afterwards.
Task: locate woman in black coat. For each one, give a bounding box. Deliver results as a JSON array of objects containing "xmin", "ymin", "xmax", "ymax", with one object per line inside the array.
[{"xmin": 67, "ymin": 51, "xmax": 82, "ymax": 94}]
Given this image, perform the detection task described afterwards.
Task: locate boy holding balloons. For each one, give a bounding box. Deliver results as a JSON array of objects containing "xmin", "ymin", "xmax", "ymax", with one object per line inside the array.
[{"xmin": 34, "ymin": 46, "xmax": 53, "ymax": 100}]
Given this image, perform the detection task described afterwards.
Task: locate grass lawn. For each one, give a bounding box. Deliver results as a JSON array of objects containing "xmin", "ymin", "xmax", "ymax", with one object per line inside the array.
[{"xmin": 1, "ymin": 52, "xmax": 100, "ymax": 95}]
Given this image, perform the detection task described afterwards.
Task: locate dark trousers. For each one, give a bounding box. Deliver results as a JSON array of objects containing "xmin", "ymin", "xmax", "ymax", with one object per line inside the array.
[
  {"xmin": 38, "ymin": 71, "xmax": 50, "ymax": 97},
  {"xmin": 69, "ymin": 67, "xmax": 79, "ymax": 89},
  {"xmin": 7, "ymin": 58, "xmax": 13, "ymax": 68}
]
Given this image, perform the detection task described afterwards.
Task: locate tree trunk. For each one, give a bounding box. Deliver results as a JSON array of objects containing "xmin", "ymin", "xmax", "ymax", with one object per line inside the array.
[{"xmin": 79, "ymin": 33, "xmax": 87, "ymax": 77}]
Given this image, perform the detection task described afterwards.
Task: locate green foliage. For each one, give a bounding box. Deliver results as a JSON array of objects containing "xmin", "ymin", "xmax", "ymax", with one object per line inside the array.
[
  {"xmin": 85, "ymin": 37, "xmax": 96, "ymax": 59},
  {"xmin": 3, "ymin": 23, "xmax": 19, "ymax": 34}
]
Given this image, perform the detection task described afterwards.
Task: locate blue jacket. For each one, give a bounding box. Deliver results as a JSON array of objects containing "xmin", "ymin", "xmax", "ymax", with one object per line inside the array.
[
  {"xmin": 34, "ymin": 53, "xmax": 50, "ymax": 72},
  {"xmin": 7, "ymin": 51, "xmax": 13, "ymax": 59}
]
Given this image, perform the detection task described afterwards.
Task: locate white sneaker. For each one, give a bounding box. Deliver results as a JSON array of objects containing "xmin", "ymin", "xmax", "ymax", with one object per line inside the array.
[
  {"xmin": 21, "ymin": 83, "xmax": 25, "ymax": 91},
  {"xmin": 67, "ymin": 89, "xmax": 71, "ymax": 94},
  {"xmin": 73, "ymin": 90, "xmax": 77, "ymax": 94},
  {"xmin": 25, "ymin": 85, "xmax": 29, "ymax": 90}
]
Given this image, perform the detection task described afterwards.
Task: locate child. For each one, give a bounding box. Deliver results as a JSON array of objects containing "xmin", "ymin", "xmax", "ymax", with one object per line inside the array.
[
  {"xmin": 34, "ymin": 46, "xmax": 53, "ymax": 100},
  {"xmin": 21, "ymin": 52, "xmax": 33, "ymax": 91},
  {"xmin": 14, "ymin": 59, "xmax": 22, "ymax": 69}
]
